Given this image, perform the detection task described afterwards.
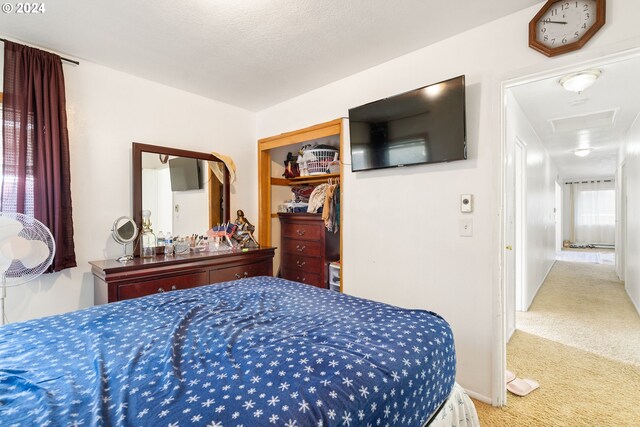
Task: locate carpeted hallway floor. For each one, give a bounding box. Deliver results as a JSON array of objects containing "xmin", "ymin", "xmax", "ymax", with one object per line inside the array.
[
  {"xmin": 474, "ymin": 331, "xmax": 640, "ymax": 426},
  {"xmin": 518, "ymin": 259, "xmax": 640, "ymax": 365},
  {"xmin": 474, "ymin": 256, "xmax": 640, "ymax": 426}
]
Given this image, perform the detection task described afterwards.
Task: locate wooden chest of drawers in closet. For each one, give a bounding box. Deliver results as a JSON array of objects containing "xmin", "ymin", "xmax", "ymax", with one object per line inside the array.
[{"xmin": 278, "ymin": 213, "xmax": 339, "ymax": 289}]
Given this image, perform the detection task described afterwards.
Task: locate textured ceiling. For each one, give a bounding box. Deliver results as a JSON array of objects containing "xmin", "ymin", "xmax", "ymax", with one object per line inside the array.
[
  {"xmin": 509, "ymin": 55, "xmax": 640, "ymax": 180},
  {"xmin": 0, "ymin": 0, "xmax": 539, "ymax": 111}
]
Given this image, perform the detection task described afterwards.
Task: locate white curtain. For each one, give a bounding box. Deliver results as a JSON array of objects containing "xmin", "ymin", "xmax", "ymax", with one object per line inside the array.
[{"xmin": 569, "ymin": 180, "xmax": 615, "ymax": 245}]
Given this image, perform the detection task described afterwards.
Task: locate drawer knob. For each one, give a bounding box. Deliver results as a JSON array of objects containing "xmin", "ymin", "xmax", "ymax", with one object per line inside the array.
[
  {"xmin": 296, "ymin": 229, "xmax": 306, "ymax": 236},
  {"xmin": 296, "ymin": 260, "xmax": 306, "ymax": 268},
  {"xmin": 296, "ymin": 276, "xmax": 306, "ymax": 283},
  {"xmin": 157, "ymin": 288, "xmax": 165, "ymax": 293},
  {"xmin": 171, "ymin": 285, "xmax": 177, "ymax": 291},
  {"xmin": 235, "ymin": 273, "xmax": 241, "ymax": 279},
  {"xmin": 235, "ymin": 272, "xmax": 250, "ymax": 279},
  {"xmin": 296, "ymin": 244, "xmax": 306, "ymax": 252}
]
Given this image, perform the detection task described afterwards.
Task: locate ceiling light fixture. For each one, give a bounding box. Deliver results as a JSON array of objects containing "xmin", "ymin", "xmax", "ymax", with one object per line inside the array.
[
  {"xmin": 559, "ymin": 69, "xmax": 601, "ymax": 93},
  {"xmin": 573, "ymin": 148, "xmax": 592, "ymax": 157}
]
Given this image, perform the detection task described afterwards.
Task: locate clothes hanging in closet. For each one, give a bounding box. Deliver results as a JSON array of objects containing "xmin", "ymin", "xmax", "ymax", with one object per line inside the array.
[
  {"xmin": 307, "ymin": 183, "xmax": 329, "ymax": 213},
  {"xmin": 322, "ymin": 183, "xmax": 339, "ymax": 233}
]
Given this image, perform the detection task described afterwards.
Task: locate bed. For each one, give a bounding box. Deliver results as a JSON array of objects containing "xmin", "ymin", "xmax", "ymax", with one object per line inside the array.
[{"xmin": 0, "ymin": 276, "xmax": 478, "ymax": 426}]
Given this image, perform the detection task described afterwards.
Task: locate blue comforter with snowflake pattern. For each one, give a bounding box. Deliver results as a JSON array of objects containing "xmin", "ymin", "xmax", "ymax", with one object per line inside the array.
[{"xmin": 0, "ymin": 276, "xmax": 455, "ymax": 426}]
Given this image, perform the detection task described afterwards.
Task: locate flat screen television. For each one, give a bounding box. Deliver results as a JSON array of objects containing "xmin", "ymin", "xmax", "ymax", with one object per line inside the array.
[
  {"xmin": 169, "ymin": 157, "xmax": 202, "ymax": 191},
  {"xmin": 348, "ymin": 75, "xmax": 466, "ymax": 172}
]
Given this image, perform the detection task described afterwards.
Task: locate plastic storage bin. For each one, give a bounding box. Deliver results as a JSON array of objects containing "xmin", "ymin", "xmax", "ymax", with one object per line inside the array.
[
  {"xmin": 329, "ymin": 262, "xmax": 340, "ymax": 292},
  {"xmin": 304, "ymin": 148, "xmax": 339, "ymax": 175}
]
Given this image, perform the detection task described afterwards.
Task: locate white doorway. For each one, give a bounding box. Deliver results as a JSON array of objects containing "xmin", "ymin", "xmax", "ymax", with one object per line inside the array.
[
  {"xmin": 499, "ymin": 49, "xmax": 640, "ymax": 407},
  {"xmin": 504, "ymin": 131, "xmax": 527, "ymax": 340}
]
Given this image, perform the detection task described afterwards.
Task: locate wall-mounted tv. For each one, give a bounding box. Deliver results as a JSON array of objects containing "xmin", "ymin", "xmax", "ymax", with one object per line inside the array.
[
  {"xmin": 169, "ymin": 157, "xmax": 202, "ymax": 191},
  {"xmin": 348, "ymin": 75, "xmax": 466, "ymax": 172}
]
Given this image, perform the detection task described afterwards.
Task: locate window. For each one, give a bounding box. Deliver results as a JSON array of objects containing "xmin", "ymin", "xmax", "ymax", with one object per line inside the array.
[
  {"xmin": 1, "ymin": 41, "xmax": 77, "ymax": 271},
  {"xmin": 576, "ymin": 189, "xmax": 615, "ymax": 226}
]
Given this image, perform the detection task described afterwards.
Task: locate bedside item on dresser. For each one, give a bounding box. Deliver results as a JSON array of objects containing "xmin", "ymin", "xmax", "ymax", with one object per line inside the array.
[
  {"xmin": 279, "ymin": 213, "xmax": 339, "ymax": 289},
  {"xmin": 173, "ymin": 239, "xmax": 191, "ymax": 255},
  {"xmin": 140, "ymin": 210, "xmax": 157, "ymax": 258},
  {"xmin": 111, "ymin": 216, "xmax": 138, "ymax": 263},
  {"xmin": 207, "ymin": 223, "xmax": 236, "ymax": 248},
  {"xmin": 164, "ymin": 232, "xmax": 174, "ymax": 256},
  {"xmin": 232, "ymin": 209, "xmax": 259, "ymax": 248}
]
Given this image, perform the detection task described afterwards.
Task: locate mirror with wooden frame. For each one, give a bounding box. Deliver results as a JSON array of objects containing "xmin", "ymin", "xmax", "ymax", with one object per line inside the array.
[{"xmin": 132, "ymin": 143, "xmax": 230, "ymax": 254}]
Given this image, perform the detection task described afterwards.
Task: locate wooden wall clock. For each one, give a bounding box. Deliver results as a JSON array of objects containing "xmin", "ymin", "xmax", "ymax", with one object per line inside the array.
[{"xmin": 529, "ymin": 0, "xmax": 606, "ymax": 57}]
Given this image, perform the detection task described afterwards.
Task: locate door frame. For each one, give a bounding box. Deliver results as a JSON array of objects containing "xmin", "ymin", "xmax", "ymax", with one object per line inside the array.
[
  {"xmin": 555, "ymin": 182, "xmax": 563, "ymax": 252},
  {"xmin": 514, "ymin": 138, "xmax": 527, "ymax": 312},
  {"xmin": 497, "ymin": 47, "xmax": 640, "ymax": 406},
  {"xmin": 617, "ymin": 161, "xmax": 627, "ymax": 280}
]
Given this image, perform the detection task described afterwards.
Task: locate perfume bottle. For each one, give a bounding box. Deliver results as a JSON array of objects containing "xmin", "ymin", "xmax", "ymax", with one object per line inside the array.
[{"xmin": 141, "ymin": 209, "xmax": 157, "ymax": 258}]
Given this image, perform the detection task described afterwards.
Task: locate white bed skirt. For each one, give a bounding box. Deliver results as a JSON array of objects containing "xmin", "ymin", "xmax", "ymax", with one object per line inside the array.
[{"xmin": 426, "ymin": 383, "xmax": 480, "ymax": 427}]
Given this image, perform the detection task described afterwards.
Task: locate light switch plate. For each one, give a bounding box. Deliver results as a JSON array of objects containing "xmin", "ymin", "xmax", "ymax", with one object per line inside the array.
[
  {"xmin": 461, "ymin": 194, "xmax": 473, "ymax": 213},
  {"xmin": 459, "ymin": 218, "xmax": 473, "ymax": 237}
]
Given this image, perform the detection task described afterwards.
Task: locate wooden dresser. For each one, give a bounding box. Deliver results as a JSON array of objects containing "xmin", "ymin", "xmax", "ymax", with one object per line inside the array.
[
  {"xmin": 90, "ymin": 247, "xmax": 275, "ymax": 303},
  {"xmin": 278, "ymin": 213, "xmax": 339, "ymax": 289}
]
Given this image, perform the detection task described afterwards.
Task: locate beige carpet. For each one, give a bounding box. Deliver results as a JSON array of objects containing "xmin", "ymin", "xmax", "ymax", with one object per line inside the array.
[
  {"xmin": 474, "ymin": 331, "xmax": 640, "ymax": 426},
  {"xmin": 474, "ymin": 258, "xmax": 640, "ymax": 425},
  {"xmin": 518, "ymin": 260, "xmax": 640, "ymax": 366}
]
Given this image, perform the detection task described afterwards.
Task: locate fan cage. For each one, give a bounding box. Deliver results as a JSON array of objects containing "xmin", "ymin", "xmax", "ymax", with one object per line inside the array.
[{"xmin": 0, "ymin": 213, "xmax": 55, "ymax": 286}]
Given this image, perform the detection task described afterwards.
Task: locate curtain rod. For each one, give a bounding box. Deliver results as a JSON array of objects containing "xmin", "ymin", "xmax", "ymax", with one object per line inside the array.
[
  {"xmin": 0, "ymin": 38, "xmax": 80, "ymax": 65},
  {"xmin": 564, "ymin": 179, "xmax": 613, "ymax": 184}
]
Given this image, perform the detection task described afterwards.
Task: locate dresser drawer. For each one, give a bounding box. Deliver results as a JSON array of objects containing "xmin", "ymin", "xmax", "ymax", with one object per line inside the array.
[
  {"xmin": 281, "ymin": 254, "xmax": 323, "ymax": 273},
  {"xmin": 209, "ymin": 261, "xmax": 272, "ymax": 283},
  {"xmin": 282, "ymin": 269, "xmax": 323, "ymax": 288},
  {"xmin": 281, "ymin": 222, "xmax": 323, "ymax": 241},
  {"xmin": 118, "ymin": 271, "xmax": 209, "ymax": 301},
  {"xmin": 282, "ymin": 238, "xmax": 322, "ymax": 256}
]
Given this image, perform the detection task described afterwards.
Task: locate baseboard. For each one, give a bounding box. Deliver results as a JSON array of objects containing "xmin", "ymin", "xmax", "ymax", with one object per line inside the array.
[
  {"xmin": 626, "ymin": 286, "xmax": 640, "ymax": 317},
  {"xmin": 463, "ymin": 387, "xmax": 492, "ymax": 405},
  {"xmin": 525, "ymin": 260, "xmax": 555, "ymax": 311}
]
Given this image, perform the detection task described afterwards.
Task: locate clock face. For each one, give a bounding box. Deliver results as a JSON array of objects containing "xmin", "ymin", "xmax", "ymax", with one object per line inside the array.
[
  {"xmin": 529, "ymin": 0, "xmax": 605, "ymax": 56},
  {"xmin": 536, "ymin": 0, "xmax": 597, "ymax": 48}
]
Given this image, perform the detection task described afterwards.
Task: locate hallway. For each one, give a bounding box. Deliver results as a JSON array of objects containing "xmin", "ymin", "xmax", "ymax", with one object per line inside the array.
[
  {"xmin": 475, "ymin": 258, "xmax": 640, "ymax": 426},
  {"xmin": 517, "ymin": 258, "xmax": 640, "ymax": 365}
]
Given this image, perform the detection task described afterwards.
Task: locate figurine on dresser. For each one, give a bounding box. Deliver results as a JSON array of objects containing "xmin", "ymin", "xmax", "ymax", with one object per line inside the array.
[{"xmin": 232, "ymin": 209, "xmax": 259, "ymax": 248}]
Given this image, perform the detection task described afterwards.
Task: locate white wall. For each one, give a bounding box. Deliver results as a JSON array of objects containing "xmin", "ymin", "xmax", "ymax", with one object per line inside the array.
[
  {"xmin": 2, "ymin": 46, "xmax": 257, "ymax": 323},
  {"xmin": 256, "ymin": 1, "xmax": 640, "ymax": 402},
  {"xmin": 623, "ymin": 115, "xmax": 640, "ymax": 314},
  {"xmin": 505, "ymin": 92, "xmax": 557, "ymax": 312}
]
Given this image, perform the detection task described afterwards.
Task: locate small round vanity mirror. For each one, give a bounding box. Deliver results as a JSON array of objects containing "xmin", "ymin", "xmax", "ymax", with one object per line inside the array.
[{"xmin": 112, "ymin": 216, "xmax": 138, "ymax": 262}]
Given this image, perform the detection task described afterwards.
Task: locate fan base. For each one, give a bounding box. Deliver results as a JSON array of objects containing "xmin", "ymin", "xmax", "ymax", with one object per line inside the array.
[{"xmin": 117, "ymin": 255, "xmax": 133, "ymax": 263}]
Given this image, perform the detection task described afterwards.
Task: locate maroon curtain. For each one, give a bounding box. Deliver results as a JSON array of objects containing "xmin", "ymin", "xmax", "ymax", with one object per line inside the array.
[{"xmin": 2, "ymin": 41, "xmax": 76, "ymax": 272}]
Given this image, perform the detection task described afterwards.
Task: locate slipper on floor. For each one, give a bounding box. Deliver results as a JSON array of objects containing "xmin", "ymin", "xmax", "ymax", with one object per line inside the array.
[
  {"xmin": 505, "ymin": 370, "xmax": 516, "ymax": 384},
  {"xmin": 507, "ymin": 377, "xmax": 539, "ymax": 396}
]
